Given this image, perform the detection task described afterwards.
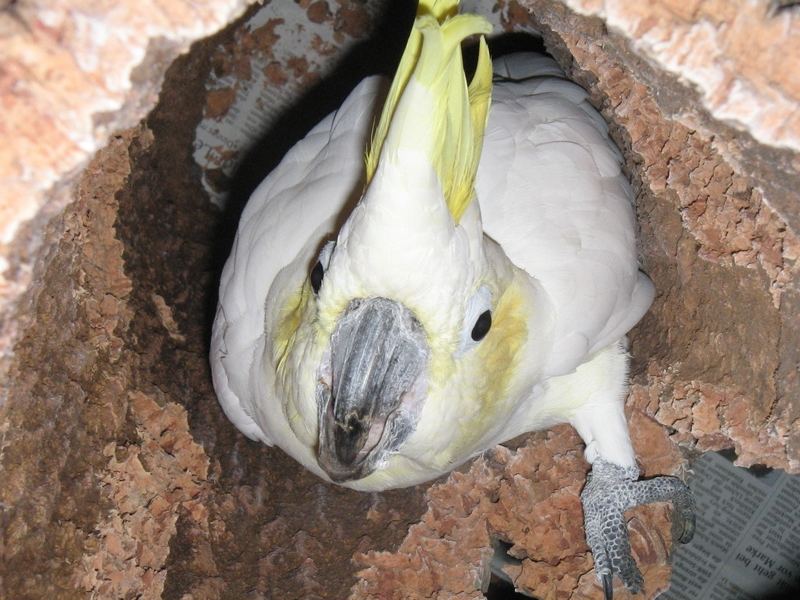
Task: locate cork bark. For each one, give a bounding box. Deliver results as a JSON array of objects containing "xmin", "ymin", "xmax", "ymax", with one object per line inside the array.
[{"xmin": 1, "ymin": 1, "xmax": 797, "ymax": 599}]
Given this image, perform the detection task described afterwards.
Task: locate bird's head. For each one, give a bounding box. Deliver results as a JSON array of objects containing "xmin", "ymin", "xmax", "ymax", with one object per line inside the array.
[{"xmin": 270, "ymin": 1, "xmax": 540, "ymax": 489}]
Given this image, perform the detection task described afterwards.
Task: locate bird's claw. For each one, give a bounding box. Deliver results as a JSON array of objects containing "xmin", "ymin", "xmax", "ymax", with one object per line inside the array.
[
  {"xmin": 581, "ymin": 459, "xmax": 695, "ymax": 599},
  {"xmin": 672, "ymin": 504, "xmax": 696, "ymax": 545}
]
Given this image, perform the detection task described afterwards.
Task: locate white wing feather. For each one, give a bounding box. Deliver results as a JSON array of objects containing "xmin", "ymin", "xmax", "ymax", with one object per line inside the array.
[
  {"xmin": 210, "ymin": 77, "xmax": 385, "ymax": 444},
  {"xmin": 477, "ymin": 54, "xmax": 654, "ymax": 377}
]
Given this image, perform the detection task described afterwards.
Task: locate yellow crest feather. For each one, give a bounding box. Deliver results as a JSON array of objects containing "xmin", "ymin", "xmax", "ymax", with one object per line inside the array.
[{"xmin": 365, "ymin": 0, "xmax": 493, "ymax": 223}]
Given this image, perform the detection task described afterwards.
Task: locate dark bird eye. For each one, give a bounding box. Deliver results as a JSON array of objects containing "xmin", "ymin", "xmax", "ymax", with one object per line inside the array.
[
  {"xmin": 471, "ymin": 310, "xmax": 492, "ymax": 341},
  {"xmin": 310, "ymin": 261, "xmax": 324, "ymax": 294}
]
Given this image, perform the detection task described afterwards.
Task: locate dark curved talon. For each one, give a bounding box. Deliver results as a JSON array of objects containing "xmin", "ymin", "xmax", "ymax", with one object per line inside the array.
[
  {"xmin": 602, "ymin": 572, "xmax": 613, "ymax": 600},
  {"xmin": 675, "ymin": 510, "xmax": 696, "ymax": 544}
]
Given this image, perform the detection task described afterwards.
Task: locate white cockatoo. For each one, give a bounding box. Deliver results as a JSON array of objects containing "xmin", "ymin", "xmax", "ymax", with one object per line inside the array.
[{"xmin": 210, "ymin": 1, "xmax": 694, "ymax": 596}]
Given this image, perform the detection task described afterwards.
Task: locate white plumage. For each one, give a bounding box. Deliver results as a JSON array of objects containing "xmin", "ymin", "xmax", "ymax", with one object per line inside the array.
[
  {"xmin": 210, "ymin": 9, "xmax": 700, "ymax": 591},
  {"xmin": 211, "ymin": 52, "xmax": 651, "ymax": 487},
  {"xmin": 480, "ymin": 55, "xmax": 654, "ymax": 377}
]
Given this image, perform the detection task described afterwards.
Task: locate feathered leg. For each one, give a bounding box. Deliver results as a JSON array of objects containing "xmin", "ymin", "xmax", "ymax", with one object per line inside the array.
[{"xmin": 569, "ymin": 343, "xmax": 695, "ymax": 599}]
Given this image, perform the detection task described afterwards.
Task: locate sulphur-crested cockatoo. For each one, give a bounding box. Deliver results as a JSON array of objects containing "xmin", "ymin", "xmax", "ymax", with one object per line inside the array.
[{"xmin": 211, "ymin": 1, "xmax": 694, "ymax": 596}]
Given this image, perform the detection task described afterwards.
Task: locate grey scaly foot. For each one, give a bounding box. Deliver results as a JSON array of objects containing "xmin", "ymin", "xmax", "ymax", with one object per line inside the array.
[{"xmin": 581, "ymin": 459, "xmax": 696, "ymax": 599}]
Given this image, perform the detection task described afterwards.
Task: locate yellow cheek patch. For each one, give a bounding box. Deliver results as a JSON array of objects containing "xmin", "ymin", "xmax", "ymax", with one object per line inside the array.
[
  {"xmin": 273, "ymin": 282, "xmax": 312, "ymax": 376},
  {"xmin": 467, "ymin": 278, "xmax": 528, "ymax": 434},
  {"xmin": 423, "ymin": 278, "xmax": 529, "ymax": 463}
]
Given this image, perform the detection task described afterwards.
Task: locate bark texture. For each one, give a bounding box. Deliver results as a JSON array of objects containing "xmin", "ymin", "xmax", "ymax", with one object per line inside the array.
[{"xmin": 1, "ymin": 1, "xmax": 797, "ymax": 599}]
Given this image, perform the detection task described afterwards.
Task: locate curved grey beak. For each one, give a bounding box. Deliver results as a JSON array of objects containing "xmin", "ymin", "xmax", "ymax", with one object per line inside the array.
[{"xmin": 317, "ymin": 297, "xmax": 428, "ymax": 482}]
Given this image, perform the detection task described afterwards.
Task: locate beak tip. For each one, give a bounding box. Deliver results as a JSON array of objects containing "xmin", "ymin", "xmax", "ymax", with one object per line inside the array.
[{"xmin": 316, "ymin": 297, "xmax": 427, "ymax": 484}]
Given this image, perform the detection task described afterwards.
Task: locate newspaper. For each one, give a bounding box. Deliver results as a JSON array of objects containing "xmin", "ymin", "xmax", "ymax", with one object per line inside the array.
[
  {"xmin": 192, "ymin": 1, "xmax": 388, "ymax": 207},
  {"xmin": 192, "ymin": 1, "xmax": 512, "ymax": 208},
  {"xmin": 663, "ymin": 451, "xmax": 800, "ymax": 599}
]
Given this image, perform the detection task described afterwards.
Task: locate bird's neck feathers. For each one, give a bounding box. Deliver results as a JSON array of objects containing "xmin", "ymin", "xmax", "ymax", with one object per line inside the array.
[
  {"xmin": 362, "ymin": 0, "xmax": 492, "ymax": 228},
  {"xmin": 328, "ymin": 0, "xmax": 494, "ymax": 320}
]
